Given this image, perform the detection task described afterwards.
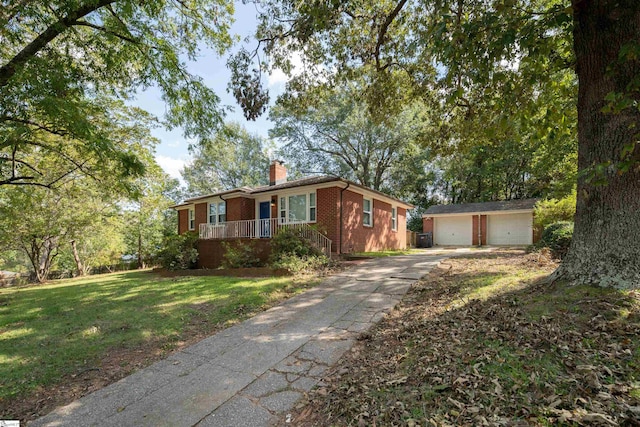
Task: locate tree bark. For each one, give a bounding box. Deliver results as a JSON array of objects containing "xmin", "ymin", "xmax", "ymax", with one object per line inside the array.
[
  {"xmin": 554, "ymin": 0, "xmax": 640, "ymax": 288},
  {"xmin": 26, "ymin": 236, "xmax": 58, "ymax": 283},
  {"xmin": 70, "ymin": 239, "xmax": 84, "ymax": 276}
]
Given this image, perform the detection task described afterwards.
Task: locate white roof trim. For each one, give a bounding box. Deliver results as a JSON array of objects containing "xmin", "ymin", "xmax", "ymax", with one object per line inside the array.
[{"xmin": 423, "ymin": 209, "xmax": 533, "ymax": 218}]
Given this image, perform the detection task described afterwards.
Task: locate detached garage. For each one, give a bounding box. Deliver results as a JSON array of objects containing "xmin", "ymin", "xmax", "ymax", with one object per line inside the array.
[
  {"xmin": 434, "ymin": 215, "xmax": 473, "ymax": 246},
  {"xmin": 422, "ymin": 199, "xmax": 538, "ymax": 246}
]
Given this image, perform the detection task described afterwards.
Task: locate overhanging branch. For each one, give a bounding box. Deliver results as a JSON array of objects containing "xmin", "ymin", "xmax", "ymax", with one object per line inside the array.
[{"xmin": 0, "ymin": 0, "xmax": 116, "ymax": 88}]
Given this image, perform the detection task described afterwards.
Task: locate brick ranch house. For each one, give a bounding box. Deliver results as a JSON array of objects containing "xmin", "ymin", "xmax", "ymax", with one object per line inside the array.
[
  {"xmin": 422, "ymin": 199, "xmax": 539, "ymax": 246},
  {"xmin": 173, "ymin": 161, "xmax": 413, "ymax": 268}
]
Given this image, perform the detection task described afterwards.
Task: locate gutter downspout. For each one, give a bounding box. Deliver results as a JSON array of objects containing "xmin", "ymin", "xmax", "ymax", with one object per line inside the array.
[
  {"xmin": 339, "ymin": 181, "xmax": 351, "ymax": 254},
  {"xmin": 219, "ymin": 193, "xmax": 226, "ymax": 219}
]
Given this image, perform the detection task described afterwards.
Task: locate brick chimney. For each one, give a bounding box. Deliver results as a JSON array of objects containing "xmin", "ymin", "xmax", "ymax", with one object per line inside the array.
[{"xmin": 269, "ymin": 160, "xmax": 286, "ymax": 185}]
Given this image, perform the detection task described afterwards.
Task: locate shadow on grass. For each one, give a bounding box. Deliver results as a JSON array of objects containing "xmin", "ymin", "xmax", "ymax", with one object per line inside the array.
[{"xmin": 0, "ymin": 270, "xmax": 297, "ymax": 412}]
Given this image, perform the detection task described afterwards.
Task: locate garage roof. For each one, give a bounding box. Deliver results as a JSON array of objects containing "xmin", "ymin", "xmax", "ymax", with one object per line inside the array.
[{"xmin": 423, "ymin": 198, "xmax": 539, "ymax": 216}]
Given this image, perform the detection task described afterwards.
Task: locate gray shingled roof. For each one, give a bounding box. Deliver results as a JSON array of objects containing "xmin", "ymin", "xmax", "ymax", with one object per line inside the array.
[
  {"xmin": 250, "ymin": 176, "xmax": 340, "ymax": 193},
  {"xmin": 424, "ymin": 198, "xmax": 539, "ymax": 215},
  {"xmin": 179, "ymin": 175, "xmax": 413, "ymax": 208}
]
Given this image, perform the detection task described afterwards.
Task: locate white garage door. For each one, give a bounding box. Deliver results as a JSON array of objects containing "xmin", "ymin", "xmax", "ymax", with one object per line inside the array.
[
  {"xmin": 434, "ymin": 216, "xmax": 472, "ymax": 246},
  {"xmin": 488, "ymin": 213, "xmax": 533, "ymax": 245}
]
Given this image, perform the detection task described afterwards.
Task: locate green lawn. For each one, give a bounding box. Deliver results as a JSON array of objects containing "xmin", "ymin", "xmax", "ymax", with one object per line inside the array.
[
  {"xmin": 0, "ymin": 270, "xmax": 306, "ymax": 408},
  {"xmin": 351, "ymin": 248, "xmax": 424, "ymax": 258}
]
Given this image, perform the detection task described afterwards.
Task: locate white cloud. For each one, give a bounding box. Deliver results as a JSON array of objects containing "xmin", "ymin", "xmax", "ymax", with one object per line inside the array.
[
  {"xmin": 268, "ymin": 51, "xmax": 304, "ymax": 87},
  {"xmin": 155, "ymin": 155, "xmax": 188, "ymax": 179}
]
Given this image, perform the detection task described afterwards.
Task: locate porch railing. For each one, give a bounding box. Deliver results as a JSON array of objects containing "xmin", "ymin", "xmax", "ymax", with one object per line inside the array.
[{"xmin": 199, "ymin": 219, "xmax": 332, "ymax": 256}]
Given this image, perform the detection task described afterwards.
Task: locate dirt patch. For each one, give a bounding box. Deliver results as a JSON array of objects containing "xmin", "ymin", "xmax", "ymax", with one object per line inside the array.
[{"xmin": 286, "ymin": 250, "xmax": 640, "ymax": 426}]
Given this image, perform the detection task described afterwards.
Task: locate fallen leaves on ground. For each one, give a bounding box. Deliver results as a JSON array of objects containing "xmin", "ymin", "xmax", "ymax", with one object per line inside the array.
[{"xmin": 287, "ymin": 250, "xmax": 640, "ymax": 426}]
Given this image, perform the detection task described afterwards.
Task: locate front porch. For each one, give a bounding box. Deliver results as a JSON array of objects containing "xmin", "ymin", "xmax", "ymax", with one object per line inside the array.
[{"xmin": 198, "ymin": 219, "xmax": 332, "ymax": 256}]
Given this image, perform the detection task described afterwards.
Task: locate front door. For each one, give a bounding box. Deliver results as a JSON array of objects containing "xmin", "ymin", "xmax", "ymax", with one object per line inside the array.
[{"xmin": 259, "ymin": 201, "xmax": 271, "ymax": 237}]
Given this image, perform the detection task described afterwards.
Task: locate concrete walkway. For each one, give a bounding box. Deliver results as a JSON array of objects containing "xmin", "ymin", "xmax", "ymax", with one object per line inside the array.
[{"xmin": 31, "ymin": 252, "xmax": 448, "ymax": 427}]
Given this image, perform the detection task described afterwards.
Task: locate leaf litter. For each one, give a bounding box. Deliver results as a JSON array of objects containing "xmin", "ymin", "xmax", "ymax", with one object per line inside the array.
[{"xmin": 285, "ymin": 250, "xmax": 640, "ymax": 426}]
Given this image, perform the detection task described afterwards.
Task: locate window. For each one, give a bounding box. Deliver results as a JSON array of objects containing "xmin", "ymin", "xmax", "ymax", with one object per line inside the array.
[
  {"xmin": 391, "ymin": 207, "xmax": 397, "ymax": 231},
  {"xmin": 288, "ymin": 194, "xmax": 307, "ymax": 222},
  {"xmin": 188, "ymin": 209, "xmax": 195, "ymax": 230},
  {"xmin": 309, "ymin": 192, "xmax": 316, "ymax": 222},
  {"xmin": 217, "ymin": 202, "xmax": 226, "ymax": 223},
  {"xmin": 363, "ymin": 198, "xmax": 372, "ymax": 227},
  {"xmin": 208, "ymin": 203, "xmax": 216, "ymax": 224},
  {"xmin": 208, "ymin": 202, "xmax": 226, "ymax": 225},
  {"xmin": 278, "ymin": 192, "xmax": 317, "ymax": 224}
]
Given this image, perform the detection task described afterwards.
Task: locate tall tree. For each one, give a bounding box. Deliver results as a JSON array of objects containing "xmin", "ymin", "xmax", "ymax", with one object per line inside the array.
[
  {"xmin": 0, "ymin": 111, "xmax": 164, "ymax": 280},
  {"xmin": 271, "ymin": 83, "xmax": 430, "ymax": 191},
  {"xmin": 232, "ymin": 0, "xmax": 639, "ymax": 288},
  {"xmin": 556, "ymin": 0, "xmax": 640, "ymax": 287},
  {"xmin": 123, "ymin": 163, "xmax": 180, "ymax": 269},
  {"xmin": 181, "ymin": 122, "xmax": 272, "ymax": 196},
  {"xmin": 0, "ymin": 175, "xmax": 115, "ymax": 282},
  {"xmin": 1, "ymin": 0, "xmax": 234, "ymax": 187}
]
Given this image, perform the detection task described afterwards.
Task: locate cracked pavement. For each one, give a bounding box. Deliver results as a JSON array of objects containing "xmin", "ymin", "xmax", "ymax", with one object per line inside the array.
[{"xmin": 30, "ymin": 252, "xmax": 448, "ymax": 427}]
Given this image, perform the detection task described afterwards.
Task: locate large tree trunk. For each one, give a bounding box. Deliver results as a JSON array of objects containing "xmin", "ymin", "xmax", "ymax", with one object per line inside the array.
[{"xmin": 555, "ymin": 0, "xmax": 640, "ymax": 288}]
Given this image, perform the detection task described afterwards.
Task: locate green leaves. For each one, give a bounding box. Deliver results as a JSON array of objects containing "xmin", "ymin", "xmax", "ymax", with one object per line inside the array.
[
  {"xmin": 271, "ymin": 79, "xmax": 429, "ymax": 191},
  {"xmin": 181, "ymin": 122, "xmax": 272, "ymax": 197},
  {"xmin": 1, "ymin": 0, "xmax": 235, "ymax": 187}
]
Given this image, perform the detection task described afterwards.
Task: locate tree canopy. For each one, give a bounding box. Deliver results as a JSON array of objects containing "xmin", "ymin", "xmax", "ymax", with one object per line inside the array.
[
  {"xmin": 0, "ymin": 114, "xmax": 178, "ymax": 281},
  {"xmin": 1, "ymin": 0, "xmax": 235, "ymax": 188},
  {"xmin": 271, "ymin": 82, "xmax": 431, "ymax": 191},
  {"xmin": 232, "ymin": 0, "xmax": 640, "ymax": 287},
  {"xmin": 181, "ymin": 122, "xmax": 272, "ymax": 196}
]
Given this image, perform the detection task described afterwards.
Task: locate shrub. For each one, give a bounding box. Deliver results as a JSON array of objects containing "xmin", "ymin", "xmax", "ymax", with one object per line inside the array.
[
  {"xmin": 221, "ymin": 241, "xmax": 262, "ymax": 268},
  {"xmin": 156, "ymin": 232, "xmax": 199, "ymax": 270},
  {"xmin": 538, "ymin": 221, "xmax": 574, "ymax": 259},
  {"xmin": 269, "ymin": 227, "xmax": 330, "ymax": 273},
  {"xmin": 534, "ymin": 191, "xmax": 576, "ymax": 234},
  {"xmin": 271, "ymin": 253, "xmax": 329, "ymax": 274},
  {"xmin": 269, "ymin": 227, "xmax": 322, "ymax": 261}
]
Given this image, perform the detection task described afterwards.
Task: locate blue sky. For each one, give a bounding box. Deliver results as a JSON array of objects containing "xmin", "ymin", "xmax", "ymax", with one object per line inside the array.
[{"xmin": 131, "ymin": 2, "xmax": 290, "ymax": 179}]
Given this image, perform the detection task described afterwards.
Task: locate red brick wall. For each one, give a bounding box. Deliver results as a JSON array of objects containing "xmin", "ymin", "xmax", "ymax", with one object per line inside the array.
[
  {"xmin": 423, "ymin": 217, "xmax": 433, "ymax": 233},
  {"xmin": 226, "ymin": 198, "xmax": 241, "ymax": 221},
  {"xmin": 197, "ymin": 239, "xmax": 272, "ymax": 269},
  {"xmin": 271, "ymin": 196, "xmax": 278, "ymax": 219},
  {"xmin": 242, "ymin": 198, "xmax": 255, "ymax": 220},
  {"xmin": 317, "ymin": 187, "xmax": 340, "ymax": 252},
  {"xmin": 341, "ymin": 189, "xmax": 362, "ymax": 252},
  {"xmin": 224, "ymin": 197, "xmax": 255, "ymax": 221},
  {"xmin": 340, "ymin": 190, "xmax": 407, "ymax": 253},
  {"xmin": 398, "ymin": 207, "xmax": 407, "ymax": 246},
  {"xmin": 178, "ymin": 210, "xmax": 188, "ymax": 234},
  {"xmin": 533, "ymin": 219, "xmax": 541, "ymax": 244},
  {"xmin": 472, "ymin": 215, "xmax": 488, "ymax": 245},
  {"xmin": 269, "ymin": 161, "xmax": 286, "ymax": 184},
  {"xmin": 195, "ymin": 203, "xmax": 207, "ymax": 231}
]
